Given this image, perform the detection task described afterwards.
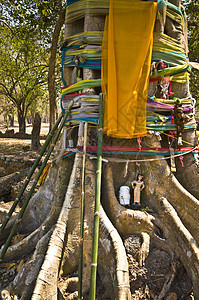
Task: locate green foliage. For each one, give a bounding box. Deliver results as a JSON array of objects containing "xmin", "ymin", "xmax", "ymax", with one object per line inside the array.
[
  {"xmin": 1, "ymin": 0, "xmax": 66, "ymax": 46},
  {"xmin": 0, "ymin": 21, "xmax": 49, "ymax": 131},
  {"xmin": 182, "ymin": 0, "xmax": 199, "ymax": 101},
  {"xmin": 0, "ymin": 0, "xmax": 66, "ymax": 131}
]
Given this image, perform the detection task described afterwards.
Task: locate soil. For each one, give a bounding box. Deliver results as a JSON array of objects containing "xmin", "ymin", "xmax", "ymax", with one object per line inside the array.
[
  {"xmin": 0, "ymin": 122, "xmax": 49, "ymax": 154},
  {"xmin": 56, "ymin": 237, "xmax": 193, "ymax": 299}
]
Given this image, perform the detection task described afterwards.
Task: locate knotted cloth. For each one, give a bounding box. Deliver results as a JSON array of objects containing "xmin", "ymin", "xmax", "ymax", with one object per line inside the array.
[{"xmin": 101, "ymin": 0, "xmax": 157, "ymax": 138}]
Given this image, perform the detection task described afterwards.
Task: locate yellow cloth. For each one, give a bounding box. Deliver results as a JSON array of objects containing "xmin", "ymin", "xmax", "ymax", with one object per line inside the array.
[{"xmin": 102, "ymin": 0, "xmax": 157, "ymax": 138}]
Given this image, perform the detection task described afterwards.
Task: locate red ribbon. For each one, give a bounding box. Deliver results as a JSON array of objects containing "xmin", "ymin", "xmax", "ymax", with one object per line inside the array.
[
  {"xmin": 168, "ymin": 82, "xmax": 174, "ymax": 98},
  {"xmin": 150, "ymin": 77, "xmax": 170, "ymax": 82},
  {"xmin": 137, "ymin": 137, "xmax": 142, "ymax": 152},
  {"xmin": 179, "ymin": 156, "xmax": 184, "ymax": 167}
]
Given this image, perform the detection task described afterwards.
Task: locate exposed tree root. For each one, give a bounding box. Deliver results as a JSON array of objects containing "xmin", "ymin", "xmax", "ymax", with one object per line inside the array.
[
  {"xmin": 0, "ymin": 157, "xmax": 73, "ymax": 262},
  {"xmin": 142, "ymin": 136, "xmax": 199, "ymax": 243},
  {"xmin": 137, "ymin": 232, "xmax": 150, "ymax": 267},
  {"xmin": 59, "ymin": 277, "xmax": 78, "ymax": 293},
  {"xmin": 98, "ymin": 205, "xmax": 131, "ymax": 299},
  {"xmin": 19, "ymin": 154, "xmax": 73, "ymax": 233},
  {"xmin": 0, "ymin": 164, "xmax": 59, "ymax": 242},
  {"xmin": 8, "ymin": 228, "xmax": 53, "ymax": 300},
  {"xmin": 32, "ymin": 151, "xmax": 82, "ymax": 299},
  {"xmin": 154, "ymin": 197, "xmax": 199, "ymax": 299},
  {"xmin": 2, "ymin": 136, "xmax": 197, "ymax": 299},
  {"xmin": 157, "ymin": 260, "xmax": 176, "ymax": 300},
  {"xmin": 59, "ymin": 154, "xmax": 97, "ymax": 296},
  {"xmin": 101, "ymin": 136, "xmax": 199, "ymax": 298},
  {"xmin": 65, "ymin": 292, "xmax": 78, "ymax": 300},
  {"xmin": 31, "ymin": 146, "xmax": 132, "ymax": 299}
]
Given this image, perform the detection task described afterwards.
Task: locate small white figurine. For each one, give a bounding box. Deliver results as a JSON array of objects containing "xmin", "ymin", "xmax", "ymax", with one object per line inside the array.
[{"xmin": 132, "ymin": 174, "xmax": 145, "ymax": 210}]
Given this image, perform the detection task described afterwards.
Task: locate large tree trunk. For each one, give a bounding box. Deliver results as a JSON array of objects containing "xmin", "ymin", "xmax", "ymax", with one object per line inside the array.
[{"xmin": 1, "ymin": 1, "xmax": 199, "ymax": 300}]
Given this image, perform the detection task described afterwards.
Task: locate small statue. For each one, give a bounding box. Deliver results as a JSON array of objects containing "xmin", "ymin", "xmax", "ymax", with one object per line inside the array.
[{"xmin": 131, "ymin": 174, "xmax": 145, "ymax": 210}]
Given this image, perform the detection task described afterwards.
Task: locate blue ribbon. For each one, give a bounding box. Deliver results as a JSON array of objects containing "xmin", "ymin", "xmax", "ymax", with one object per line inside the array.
[{"xmin": 67, "ymin": 0, "xmax": 80, "ymax": 6}]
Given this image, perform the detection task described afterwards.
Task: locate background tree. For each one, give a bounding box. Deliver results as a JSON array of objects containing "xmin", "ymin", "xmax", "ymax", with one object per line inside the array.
[
  {"xmin": 0, "ymin": 21, "xmax": 49, "ymax": 133},
  {"xmin": 36, "ymin": 0, "xmax": 67, "ymax": 129},
  {"xmin": 0, "ymin": 95, "xmax": 16, "ymax": 129},
  {"xmin": 0, "ymin": 0, "xmax": 67, "ymax": 131}
]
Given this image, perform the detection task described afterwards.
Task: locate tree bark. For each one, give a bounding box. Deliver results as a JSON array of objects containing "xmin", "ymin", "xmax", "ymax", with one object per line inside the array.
[
  {"xmin": 48, "ymin": 0, "xmax": 65, "ymax": 130},
  {"xmin": 17, "ymin": 110, "xmax": 26, "ymax": 134},
  {"xmin": 31, "ymin": 113, "xmax": 41, "ymax": 152},
  {"xmin": 32, "ymin": 149, "xmax": 83, "ymax": 299},
  {"xmin": 9, "ymin": 115, "xmax": 14, "ymax": 127}
]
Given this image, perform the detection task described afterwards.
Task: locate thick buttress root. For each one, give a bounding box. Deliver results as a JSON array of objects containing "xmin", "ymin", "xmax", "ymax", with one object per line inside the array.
[
  {"xmin": 30, "ymin": 146, "xmax": 133, "ymax": 300},
  {"xmin": 0, "ymin": 156, "xmax": 73, "ymax": 262},
  {"xmin": 143, "ymin": 136, "xmax": 199, "ymax": 243},
  {"xmin": 6, "ymin": 228, "xmax": 53, "ymax": 300},
  {"xmin": 156, "ymin": 197, "xmax": 199, "ymax": 299},
  {"xmin": 101, "ymin": 135, "xmax": 199, "ymax": 298},
  {"xmin": 98, "ymin": 205, "xmax": 131, "ymax": 299},
  {"xmin": 32, "ymin": 151, "xmax": 83, "ymax": 299}
]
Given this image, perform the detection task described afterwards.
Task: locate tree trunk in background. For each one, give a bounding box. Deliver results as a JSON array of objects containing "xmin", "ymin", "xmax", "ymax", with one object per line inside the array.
[
  {"xmin": 9, "ymin": 115, "xmax": 14, "ymax": 127},
  {"xmin": 48, "ymin": 0, "xmax": 65, "ymax": 131},
  {"xmin": 17, "ymin": 111, "xmax": 26, "ymax": 134},
  {"xmin": 31, "ymin": 113, "xmax": 41, "ymax": 152}
]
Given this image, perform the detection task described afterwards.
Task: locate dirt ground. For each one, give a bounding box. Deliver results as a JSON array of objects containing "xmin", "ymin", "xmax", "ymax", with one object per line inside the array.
[
  {"xmin": 0, "ymin": 122, "xmax": 49, "ymax": 135},
  {"xmin": 0, "ymin": 123, "xmax": 49, "ymax": 154}
]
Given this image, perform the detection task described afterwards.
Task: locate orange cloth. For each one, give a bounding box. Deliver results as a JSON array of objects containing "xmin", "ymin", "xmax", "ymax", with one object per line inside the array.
[{"xmin": 102, "ymin": 0, "xmax": 157, "ymax": 138}]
